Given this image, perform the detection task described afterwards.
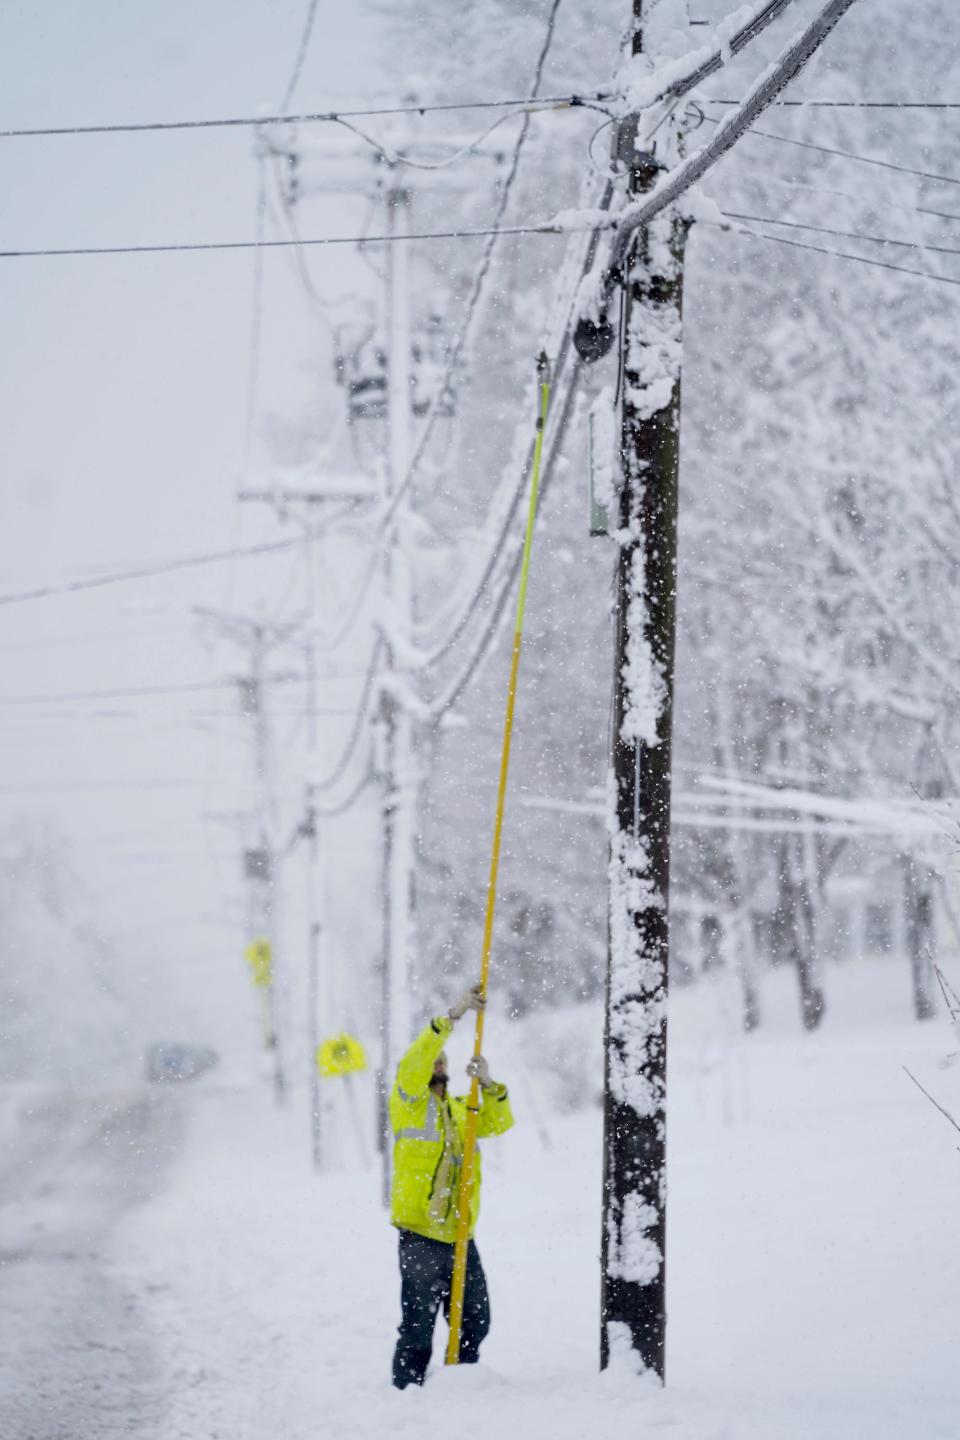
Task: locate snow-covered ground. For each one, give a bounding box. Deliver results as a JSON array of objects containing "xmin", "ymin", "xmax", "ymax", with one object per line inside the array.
[{"xmin": 4, "ymin": 956, "xmax": 959, "ymax": 1439}]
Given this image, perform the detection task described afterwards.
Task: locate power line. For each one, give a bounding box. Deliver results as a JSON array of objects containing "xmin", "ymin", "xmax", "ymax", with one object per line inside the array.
[
  {"xmin": 698, "ymin": 111, "xmax": 960, "ymax": 188},
  {"xmin": 0, "ymin": 535, "xmax": 309, "ymax": 607},
  {"xmin": 379, "ymin": 0, "xmax": 566, "ymax": 525},
  {"xmin": 0, "ymin": 779, "xmax": 234, "ymax": 793},
  {"xmin": 708, "ymin": 98, "xmax": 960, "ymax": 109},
  {"xmin": 312, "ymin": 637, "xmax": 384, "ymax": 793},
  {"xmin": 606, "ymin": 0, "xmax": 862, "ymax": 281},
  {"xmin": 0, "ymin": 93, "xmax": 611, "ymax": 142},
  {"xmin": 280, "ymin": 0, "xmax": 322, "ymax": 113},
  {"xmin": 723, "ymin": 208, "xmax": 960, "ymax": 259},
  {"xmin": 717, "ymin": 221, "xmax": 960, "ymax": 289},
  {"xmin": 0, "ymin": 677, "xmax": 295, "ymax": 707},
  {"xmin": 0, "ymin": 222, "xmax": 572, "ymax": 262}
]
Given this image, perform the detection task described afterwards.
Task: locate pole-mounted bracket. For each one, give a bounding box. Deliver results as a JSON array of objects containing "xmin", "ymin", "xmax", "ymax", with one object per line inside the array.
[{"xmin": 573, "ymin": 122, "xmax": 664, "ymax": 366}]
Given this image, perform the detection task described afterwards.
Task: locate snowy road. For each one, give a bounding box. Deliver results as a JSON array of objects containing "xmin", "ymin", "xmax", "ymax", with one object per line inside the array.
[
  {"xmin": 0, "ymin": 1085, "xmax": 182, "ymax": 1440},
  {"xmin": 2, "ymin": 963, "xmax": 958, "ymax": 1440}
]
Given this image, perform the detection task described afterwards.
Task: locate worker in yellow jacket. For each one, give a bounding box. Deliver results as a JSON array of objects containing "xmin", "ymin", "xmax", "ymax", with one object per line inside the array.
[{"xmin": 390, "ymin": 984, "xmax": 514, "ymax": 1388}]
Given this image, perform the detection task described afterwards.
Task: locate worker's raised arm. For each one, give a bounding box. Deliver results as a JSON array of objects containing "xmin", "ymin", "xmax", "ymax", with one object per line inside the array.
[
  {"xmin": 392, "ymin": 984, "xmax": 485, "ymax": 1102},
  {"xmin": 393, "ymin": 1016, "xmax": 452, "ymax": 1102}
]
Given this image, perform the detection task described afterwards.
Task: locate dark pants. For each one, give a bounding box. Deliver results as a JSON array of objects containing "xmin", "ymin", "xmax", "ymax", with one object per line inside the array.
[{"xmin": 392, "ymin": 1229, "xmax": 491, "ymax": 1389}]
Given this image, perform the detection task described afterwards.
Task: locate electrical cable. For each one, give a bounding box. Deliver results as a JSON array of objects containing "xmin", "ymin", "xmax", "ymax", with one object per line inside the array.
[
  {"xmin": 724, "ymin": 167, "xmax": 960, "ymax": 229},
  {"xmin": 714, "ymin": 219, "xmax": 960, "ymax": 289},
  {"xmin": 426, "ymin": 0, "xmax": 861, "ymax": 717},
  {"xmin": 279, "ymin": 0, "xmax": 322, "ymax": 113},
  {"xmin": 0, "ymin": 536, "xmax": 305, "ymax": 607},
  {"xmin": 377, "ymin": 0, "xmax": 565, "ymax": 528},
  {"xmin": 697, "ymin": 110, "xmax": 960, "ymax": 189},
  {"xmin": 604, "ymin": 0, "xmax": 863, "ymax": 284},
  {"xmin": 311, "ymin": 637, "xmax": 384, "ymax": 792},
  {"xmin": 415, "ymin": 179, "xmax": 616, "ymax": 666},
  {"xmin": 426, "ymin": 6, "xmax": 851, "ymax": 679},
  {"xmin": 0, "ymin": 677, "xmax": 302, "ymax": 707},
  {"xmin": 707, "ymin": 98, "xmax": 960, "ymax": 109},
  {"xmin": 722, "ymin": 208, "xmax": 960, "ymax": 259},
  {"xmin": 241, "ymin": 160, "xmax": 269, "ymax": 473},
  {"xmin": 0, "ymin": 93, "xmax": 614, "ymax": 142},
  {"xmin": 313, "ymin": 764, "xmax": 374, "ymax": 817},
  {"xmin": 653, "ymin": 0, "xmax": 799, "ymax": 105},
  {"xmin": 334, "ymin": 106, "xmax": 533, "ymax": 173},
  {"xmin": 429, "ymin": 353, "xmax": 583, "ymax": 721},
  {"xmin": 0, "ymin": 222, "xmax": 577, "ymax": 261},
  {"xmin": 0, "ymin": 496, "xmax": 359, "ymax": 609}
]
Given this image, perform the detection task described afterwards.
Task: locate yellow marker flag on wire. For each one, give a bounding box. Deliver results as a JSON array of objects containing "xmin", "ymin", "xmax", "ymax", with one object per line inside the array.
[
  {"xmin": 316, "ymin": 1033, "xmax": 367, "ymax": 1078},
  {"xmin": 445, "ymin": 354, "xmax": 551, "ymax": 1366},
  {"xmin": 244, "ymin": 938, "xmax": 273, "ymax": 989}
]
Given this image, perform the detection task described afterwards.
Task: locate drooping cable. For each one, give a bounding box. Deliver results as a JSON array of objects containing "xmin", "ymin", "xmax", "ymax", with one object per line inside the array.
[
  {"xmin": 279, "ymin": 0, "xmax": 322, "ymax": 113},
  {"xmin": 376, "ymin": 0, "xmax": 567, "ymax": 531}
]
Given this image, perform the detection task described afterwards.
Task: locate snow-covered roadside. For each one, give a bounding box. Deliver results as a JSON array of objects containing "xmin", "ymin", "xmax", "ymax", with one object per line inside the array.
[
  {"xmin": 0, "ymin": 1086, "xmax": 181, "ymax": 1438},
  {"xmin": 114, "ymin": 959, "xmax": 960, "ymax": 1440}
]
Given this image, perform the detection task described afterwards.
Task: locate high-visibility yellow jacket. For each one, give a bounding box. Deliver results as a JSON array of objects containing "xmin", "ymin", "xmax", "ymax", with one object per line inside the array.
[{"xmin": 390, "ymin": 1016, "xmax": 514, "ymax": 1244}]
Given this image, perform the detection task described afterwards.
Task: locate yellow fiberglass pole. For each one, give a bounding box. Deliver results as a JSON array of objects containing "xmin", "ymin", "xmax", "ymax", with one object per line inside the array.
[{"xmin": 446, "ymin": 353, "xmax": 551, "ymax": 1366}]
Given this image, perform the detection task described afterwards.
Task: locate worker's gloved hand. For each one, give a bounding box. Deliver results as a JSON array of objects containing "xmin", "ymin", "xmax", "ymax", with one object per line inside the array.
[
  {"xmin": 448, "ymin": 984, "xmax": 485, "ymax": 1022},
  {"xmin": 466, "ymin": 1054, "xmax": 494, "ymax": 1089}
]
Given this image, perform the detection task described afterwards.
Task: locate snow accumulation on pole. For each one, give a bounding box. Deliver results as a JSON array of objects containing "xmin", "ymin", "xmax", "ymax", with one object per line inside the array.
[
  {"xmin": 602, "ymin": 172, "xmax": 685, "ymax": 1377},
  {"xmin": 600, "ymin": 0, "xmax": 862, "ymax": 1381}
]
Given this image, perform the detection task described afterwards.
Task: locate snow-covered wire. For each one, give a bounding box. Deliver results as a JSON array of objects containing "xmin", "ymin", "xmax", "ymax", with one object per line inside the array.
[
  {"xmin": 696, "ymin": 110, "xmax": 960, "ymax": 189},
  {"xmin": 375, "ymin": 0, "xmax": 567, "ymax": 534},
  {"xmin": 719, "ymin": 222, "xmax": 960, "ymax": 291},
  {"xmin": 427, "ymin": 0, "xmax": 863, "ymax": 718},
  {"xmin": 637, "ymin": 0, "xmax": 800, "ymax": 108},
  {"xmin": 333, "ymin": 107, "xmax": 534, "ymax": 172},
  {"xmin": 313, "ymin": 765, "xmax": 374, "ymax": 818},
  {"xmin": 0, "ymin": 536, "xmax": 312, "ymax": 607},
  {"xmin": 722, "ymin": 209, "xmax": 960, "ymax": 260},
  {"xmin": 903, "ymin": 1066, "xmax": 960, "ymax": 1139},
  {"xmin": 241, "ymin": 162, "xmax": 269, "ymax": 475},
  {"xmin": 605, "ymin": 0, "xmax": 864, "ymax": 280},
  {"xmin": 428, "ymin": 355, "xmax": 583, "ymax": 721},
  {"xmin": 414, "ymin": 178, "xmax": 616, "ymax": 668},
  {"xmin": 311, "ymin": 638, "xmax": 385, "ymax": 793}
]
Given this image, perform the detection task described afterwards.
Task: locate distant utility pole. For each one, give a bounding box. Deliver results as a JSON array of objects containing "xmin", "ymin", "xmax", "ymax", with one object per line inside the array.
[
  {"xmin": 376, "ymin": 179, "xmax": 417, "ymax": 1206},
  {"xmin": 196, "ymin": 606, "xmax": 299, "ymax": 1104},
  {"xmin": 584, "ymin": 0, "xmax": 687, "ymax": 1380},
  {"xmin": 304, "ymin": 637, "xmax": 325, "ymax": 1166}
]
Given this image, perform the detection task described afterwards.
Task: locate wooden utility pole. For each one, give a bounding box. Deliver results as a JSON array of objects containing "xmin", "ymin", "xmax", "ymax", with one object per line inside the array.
[
  {"xmin": 600, "ymin": 0, "xmax": 686, "ymax": 1378},
  {"xmin": 194, "ymin": 606, "xmax": 302, "ymax": 1104},
  {"xmin": 377, "ymin": 180, "xmax": 417, "ymax": 1207}
]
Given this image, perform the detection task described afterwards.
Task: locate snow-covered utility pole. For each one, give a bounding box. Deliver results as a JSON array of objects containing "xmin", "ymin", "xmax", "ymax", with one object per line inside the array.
[
  {"xmin": 304, "ymin": 781, "xmax": 323, "ymax": 1164},
  {"xmin": 599, "ymin": 1, "xmax": 686, "ymax": 1379},
  {"xmin": 241, "ymin": 633, "xmax": 287, "ymax": 1104},
  {"xmin": 304, "ymin": 636, "xmax": 325, "ymax": 1166},
  {"xmin": 376, "ymin": 180, "xmax": 417, "ymax": 1205},
  {"xmin": 570, "ymin": 0, "xmax": 863, "ymax": 1376},
  {"xmin": 195, "ymin": 606, "xmax": 299, "ymax": 1104}
]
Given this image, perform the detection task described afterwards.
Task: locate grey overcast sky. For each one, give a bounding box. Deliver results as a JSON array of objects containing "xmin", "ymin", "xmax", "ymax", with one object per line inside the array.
[{"xmin": 0, "ymin": 2, "xmax": 388, "ymax": 1037}]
